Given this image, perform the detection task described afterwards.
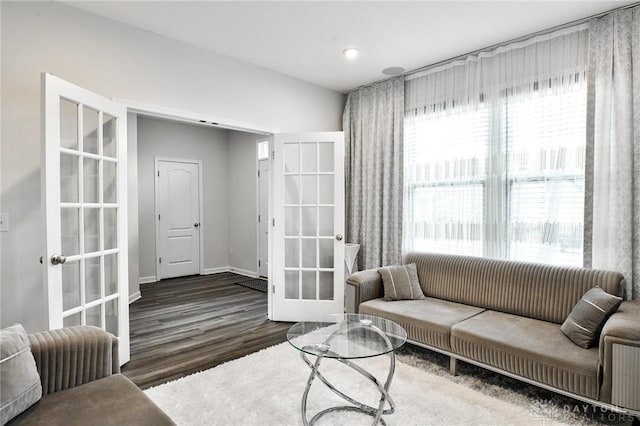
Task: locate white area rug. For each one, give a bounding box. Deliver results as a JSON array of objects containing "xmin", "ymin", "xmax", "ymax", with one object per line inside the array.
[{"xmin": 144, "ymin": 341, "xmax": 589, "ymax": 426}]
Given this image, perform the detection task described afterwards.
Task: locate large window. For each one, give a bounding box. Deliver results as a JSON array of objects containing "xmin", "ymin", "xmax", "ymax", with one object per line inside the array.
[{"xmin": 404, "ymin": 83, "xmax": 586, "ymax": 266}]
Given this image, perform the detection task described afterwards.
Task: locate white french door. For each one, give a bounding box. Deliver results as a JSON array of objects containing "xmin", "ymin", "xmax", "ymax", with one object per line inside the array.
[
  {"xmin": 155, "ymin": 159, "xmax": 202, "ymax": 279},
  {"xmin": 271, "ymin": 132, "xmax": 344, "ymax": 321},
  {"xmin": 42, "ymin": 73, "xmax": 129, "ymax": 364}
]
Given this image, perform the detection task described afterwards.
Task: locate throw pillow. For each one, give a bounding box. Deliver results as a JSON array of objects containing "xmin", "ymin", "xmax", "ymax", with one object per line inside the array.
[
  {"xmin": 561, "ymin": 287, "xmax": 622, "ymax": 349},
  {"xmin": 0, "ymin": 324, "xmax": 42, "ymax": 426},
  {"xmin": 378, "ymin": 263, "xmax": 425, "ymax": 301}
]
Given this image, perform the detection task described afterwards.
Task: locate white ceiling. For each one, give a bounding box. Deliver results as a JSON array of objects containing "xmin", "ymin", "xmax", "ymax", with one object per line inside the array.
[{"xmin": 64, "ymin": 1, "xmax": 633, "ymax": 93}]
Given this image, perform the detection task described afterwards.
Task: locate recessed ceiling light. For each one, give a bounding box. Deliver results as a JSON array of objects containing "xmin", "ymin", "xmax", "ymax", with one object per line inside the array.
[
  {"xmin": 342, "ymin": 48, "xmax": 359, "ymax": 59},
  {"xmin": 382, "ymin": 66, "xmax": 405, "ymax": 76}
]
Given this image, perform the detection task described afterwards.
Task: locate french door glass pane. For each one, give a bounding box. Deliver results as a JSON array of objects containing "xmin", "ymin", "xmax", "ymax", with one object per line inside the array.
[
  {"xmin": 63, "ymin": 312, "xmax": 81, "ymax": 327},
  {"xmin": 285, "ymin": 176, "xmax": 300, "ymax": 204},
  {"xmin": 319, "ymin": 272, "xmax": 334, "ymax": 300},
  {"xmin": 284, "ymin": 144, "xmax": 300, "ymax": 173},
  {"xmin": 62, "ymin": 261, "xmax": 81, "ymax": 311},
  {"xmin": 104, "ymin": 208, "xmax": 117, "ymax": 250},
  {"xmin": 83, "ymin": 157, "xmax": 99, "ymax": 203},
  {"xmin": 284, "ymin": 207, "xmax": 299, "ymax": 236},
  {"xmin": 84, "ymin": 208, "xmax": 100, "ymax": 253},
  {"xmin": 83, "ymin": 107, "xmax": 99, "ymax": 154},
  {"xmin": 103, "ymin": 162, "xmax": 117, "ymax": 204},
  {"xmin": 285, "ymin": 239, "xmax": 299, "ymax": 267},
  {"xmin": 301, "ymin": 271, "xmax": 316, "ymax": 300},
  {"xmin": 301, "ymin": 239, "xmax": 316, "ymax": 268},
  {"xmin": 60, "ymin": 99, "xmax": 78, "ymax": 151},
  {"xmin": 285, "ymin": 270, "xmax": 299, "ymax": 299},
  {"xmin": 85, "ymin": 256, "xmax": 101, "ymax": 303},
  {"xmin": 61, "ymin": 208, "xmax": 80, "ymax": 256},
  {"xmin": 301, "ymin": 176, "xmax": 317, "ymax": 204},
  {"xmin": 103, "ymin": 114, "xmax": 116, "ymax": 158},
  {"xmin": 318, "ymin": 207, "xmax": 333, "ymax": 236},
  {"xmin": 301, "ymin": 207, "xmax": 316, "ymax": 236},
  {"xmin": 318, "ymin": 239, "xmax": 333, "ymax": 268},
  {"xmin": 86, "ymin": 304, "xmax": 101, "ymax": 327},
  {"xmin": 60, "ymin": 154, "xmax": 79, "ymax": 203},
  {"xmin": 105, "ymin": 254, "xmax": 118, "ymax": 296},
  {"xmin": 300, "ymin": 143, "xmax": 317, "ymax": 172},
  {"xmin": 105, "ymin": 299, "xmax": 118, "ymax": 336},
  {"xmin": 318, "ymin": 143, "xmax": 334, "ymax": 172},
  {"xmin": 318, "ymin": 176, "xmax": 333, "ymax": 204}
]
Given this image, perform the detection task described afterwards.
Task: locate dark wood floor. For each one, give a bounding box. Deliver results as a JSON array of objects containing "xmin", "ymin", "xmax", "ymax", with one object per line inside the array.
[{"xmin": 122, "ymin": 272, "xmax": 293, "ymax": 389}]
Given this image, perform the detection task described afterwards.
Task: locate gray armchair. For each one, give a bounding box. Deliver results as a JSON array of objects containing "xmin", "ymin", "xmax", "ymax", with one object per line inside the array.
[{"xmin": 9, "ymin": 326, "xmax": 174, "ymax": 426}]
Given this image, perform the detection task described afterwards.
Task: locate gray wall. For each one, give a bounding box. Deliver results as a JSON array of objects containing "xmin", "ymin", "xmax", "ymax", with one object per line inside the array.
[
  {"xmin": 227, "ymin": 131, "xmax": 261, "ymax": 275},
  {"xmin": 0, "ymin": 1, "xmax": 345, "ymax": 332},
  {"xmin": 137, "ymin": 117, "xmax": 230, "ymax": 279}
]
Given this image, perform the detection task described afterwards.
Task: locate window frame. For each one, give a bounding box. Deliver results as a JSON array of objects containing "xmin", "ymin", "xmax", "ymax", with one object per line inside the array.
[{"xmin": 404, "ymin": 84, "xmax": 587, "ymax": 266}]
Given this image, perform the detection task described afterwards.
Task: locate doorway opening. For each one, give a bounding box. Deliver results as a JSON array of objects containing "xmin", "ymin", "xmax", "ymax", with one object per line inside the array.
[{"xmin": 136, "ymin": 114, "xmax": 268, "ymax": 284}]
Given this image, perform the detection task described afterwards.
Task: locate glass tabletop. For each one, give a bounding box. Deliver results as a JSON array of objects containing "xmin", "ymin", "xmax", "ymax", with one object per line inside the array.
[{"xmin": 287, "ymin": 313, "xmax": 407, "ymax": 359}]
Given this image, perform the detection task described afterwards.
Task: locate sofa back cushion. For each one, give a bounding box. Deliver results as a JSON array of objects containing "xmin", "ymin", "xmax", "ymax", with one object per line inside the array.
[{"xmin": 404, "ymin": 252, "xmax": 624, "ymax": 324}]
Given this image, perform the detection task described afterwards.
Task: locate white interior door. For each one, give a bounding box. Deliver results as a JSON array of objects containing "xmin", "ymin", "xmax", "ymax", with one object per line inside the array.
[
  {"xmin": 258, "ymin": 159, "xmax": 269, "ymax": 278},
  {"xmin": 271, "ymin": 132, "xmax": 344, "ymax": 322},
  {"xmin": 156, "ymin": 159, "xmax": 202, "ymax": 279},
  {"xmin": 42, "ymin": 73, "xmax": 130, "ymax": 364}
]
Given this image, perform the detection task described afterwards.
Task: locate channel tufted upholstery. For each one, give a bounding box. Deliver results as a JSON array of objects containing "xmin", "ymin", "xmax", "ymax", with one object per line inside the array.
[
  {"xmin": 8, "ymin": 326, "xmax": 174, "ymax": 426},
  {"xmin": 450, "ymin": 310, "xmax": 601, "ymax": 399},
  {"xmin": 347, "ymin": 251, "xmax": 640, "ymax": 413},
  {"xmin": 404, "ymin": 252, "xmax": 623, "ymax": 324},
  {"xmin": 28, "ymin": 326, "xmax": 118, "ymax": 396}
]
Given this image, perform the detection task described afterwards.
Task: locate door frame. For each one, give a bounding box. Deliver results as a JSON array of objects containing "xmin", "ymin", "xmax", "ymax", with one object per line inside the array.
[
  {"xmin": 256, "ymin": 138, "xmax": 270, "ymax": 279},
  {"xmin": 153, "ymin": 157, "xmax": 204, "ymax": 280}
]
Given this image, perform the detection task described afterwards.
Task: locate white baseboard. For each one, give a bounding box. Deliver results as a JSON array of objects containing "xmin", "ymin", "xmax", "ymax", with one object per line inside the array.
[
  {"xmin": 129, "ymin": 291, "xmax": 141, "ymax": 304},
  {"xmin": 202, "ymin": 267, "xmax": 230, "ymax": 275},
  {"xmin": 144, "ymin": 268, "xmax": 258, "ymax": 280},
  {"xmin": 202, "ymin": 266, "xmax": 258, "ymax": 278},
  {"xmin": 139, "ymin": 275, "xmax": 157, "ymax": 285},
  {"xmin": 228, "ymin": 267, "xmax": 258, "ymax": 278}
]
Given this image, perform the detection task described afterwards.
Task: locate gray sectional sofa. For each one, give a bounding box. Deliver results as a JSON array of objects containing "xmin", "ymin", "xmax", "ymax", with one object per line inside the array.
[{"xmin": 347, "ymin": 252, "xmax": 640, "ymax": 417}]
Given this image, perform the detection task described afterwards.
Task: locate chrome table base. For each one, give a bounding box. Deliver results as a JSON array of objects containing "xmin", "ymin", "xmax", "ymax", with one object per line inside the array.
[{"xmin": 299, "ymin": 325, "xmax": 397, "ymax": 426}]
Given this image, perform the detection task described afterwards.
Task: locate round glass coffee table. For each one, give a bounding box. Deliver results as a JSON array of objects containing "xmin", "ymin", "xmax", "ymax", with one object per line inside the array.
[{"xmin": 287, "ymin": 313, "xmax": 407, "ymax": 426}]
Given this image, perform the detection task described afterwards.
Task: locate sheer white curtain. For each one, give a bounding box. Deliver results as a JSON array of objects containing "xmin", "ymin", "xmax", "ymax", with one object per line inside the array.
[
  {"xmin": 404, "ymin": 25, "xmax": 589, "ymax": 265},
  {"xmin": 586, "ymin": 6, "xmax": 640, "ymax": 299}
]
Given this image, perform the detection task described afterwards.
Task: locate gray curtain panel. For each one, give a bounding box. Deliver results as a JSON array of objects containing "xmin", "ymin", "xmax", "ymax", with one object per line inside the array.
[
  {"xmin": 585, "ymin": 6, "xmax": 640, "ymax": 299},
  {"xmin": 343, "ymin": 77, "xmax": 404, "ymax": 270}
]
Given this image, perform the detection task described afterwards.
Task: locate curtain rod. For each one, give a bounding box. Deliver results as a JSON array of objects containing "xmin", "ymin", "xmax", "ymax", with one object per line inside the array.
[{"xmin": 351, "ymin": 1, "xmax": 640, "ymax": 92}]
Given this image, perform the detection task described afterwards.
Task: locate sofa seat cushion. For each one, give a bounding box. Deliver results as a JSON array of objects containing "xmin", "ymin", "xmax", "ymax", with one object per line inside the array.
[
  {"xmin": 359, "ymin": 297, "xmax": 485, "ymax": 351},
  {"xmin": 451, "ymin": 310, "xmax": 600, "ymax": 399},
  {"xmin": 8, "ymin": 375, "xmax": 174, "ymax": 426}
]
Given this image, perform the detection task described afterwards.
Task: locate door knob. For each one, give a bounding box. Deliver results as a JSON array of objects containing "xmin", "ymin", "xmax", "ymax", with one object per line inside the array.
[
  {"xmin": 336, "ymin": 234, "xmax": 343, "ymax": 241},
  {"xmin": 194, "ymin": 222, "xmax": 200, "ymax": 228},
  {"xmin": 50, "ymin": 254, "xmax": 66, "ymax": 265}
]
